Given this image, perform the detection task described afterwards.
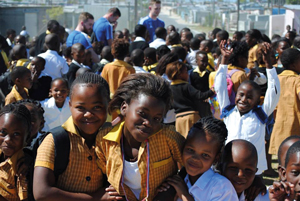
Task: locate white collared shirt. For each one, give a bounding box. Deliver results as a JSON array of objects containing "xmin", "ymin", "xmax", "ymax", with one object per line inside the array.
[
  {"xmin": 239, "ymin": 191, "xmax": 269, "ymax": 201},
  {"xmin": 133, "ymin": 66, "xmax": 148, "ymax": 73},
  {"xmin": 186, "ymin": 49, "xmax": 198, "ymax": 69},
  {"xmin": 149, "ymin": 38, "xmax": 166, "ymax": 49},
  {"xmin": 134, "ymin": 36, "xmax": 146, "ymax": 42},
  {"xmin": 41, "ymin": 97, "xmax": 71, "ymax": 132},
  {"xmin": 214, "ymin": 64, "xmax": 281, "ymax": 174},
  {"xmin": 177, "ymin": 168, "xmax": 238, "ymax": 201},
  {"xmin": 38, "ymin": 50, "xmax": 69, "ymax": 80}
]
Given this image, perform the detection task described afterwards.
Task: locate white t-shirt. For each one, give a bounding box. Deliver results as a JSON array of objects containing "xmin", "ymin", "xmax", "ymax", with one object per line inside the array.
[
  {"xmin": 123, "ymin": 160, "xmax": 141, "ymax": 199},
  {"xmin": 239, "ymin": 191, "xmax": 269, "ymax": 201}
]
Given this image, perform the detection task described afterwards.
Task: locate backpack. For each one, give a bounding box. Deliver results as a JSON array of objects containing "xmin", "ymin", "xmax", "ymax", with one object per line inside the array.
[
  {"xmin": 209, "ymin": 69, "xmax": 239, "ymax": 119},
  {"xmin": 23, "ymin": 126, "xmax": 70, "ymax": 201}
]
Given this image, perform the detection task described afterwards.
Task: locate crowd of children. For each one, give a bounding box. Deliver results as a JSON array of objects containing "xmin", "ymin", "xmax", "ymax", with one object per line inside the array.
[{"xmin": 1, "ymin": 5, "xmax": 300, "ymax": 201}]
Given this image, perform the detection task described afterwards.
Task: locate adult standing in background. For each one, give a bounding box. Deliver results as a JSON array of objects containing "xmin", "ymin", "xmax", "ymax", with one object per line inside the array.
[
  {"xmin": 93, "ymin": 8, "xmax": 121, "ymax": 46},
  {"xmin": 139, "ymin": 0, "xmax": 164, "ymax": 43},
  {"xmin": 66, "ymin": 12, "xmax": 100, "ymax": 63}
]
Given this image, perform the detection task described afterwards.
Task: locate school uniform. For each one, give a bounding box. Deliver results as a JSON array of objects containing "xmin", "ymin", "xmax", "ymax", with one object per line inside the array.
[
  {"xmin": 177, "ymin": 168, "xmax": 238, "ymax": 201},
  {"xmin": 269, "ymin": 70, "xmax": 300, "ymax": 155},
  {"xmin": 238, "ymin": 191, "xmax": 269, "ymax": 201},
  {"xmin": 95, "ymin": 122, "xmax": 184, "ymax": 201},
  {"xmin": 129, "ymin": 37, "xmax": 149, "ymax": 54},
  {"xmin": 143, "ymin": 63, "xmax": 158, "ymax": 74},
  {"xmin": 28, "ymin": 73, "xmax": 52, "ymax": 101},
  {"xmin": 35, "ymin": 117, "xmax": 104, "ymax": 193},
  {"xmin": 0, "ymin": 150, "xmax": 27, "ymax": 201},
  {"xmin": 227, "ymin": 65, "xmax": 248, "ymax": 93},
  {"xmin": 215, "ymin": 64, "xmax": 280, "ymax": 174},
  {"xmin": 170, "ymin": 80, "xmax": 214, "ymax": 137},
  {"xmin": 149, "ymin": 38, "xmax": 166, "ymax": 49},
  {"xmin": 189, "ymin": 68, "xmax": 212, "ymax": 117},
  {"xmin": 207, "ymin": 52, "xmax": 215, "ymax": 72},
  {"xmin": 5, "ymin": 85, "xmax": 29, "ymax": 105},
  {"xmin": 41, "ymin": 97, "xmax": 71, "ymax": 132},
  {"xmin": 133, "ymin": 66, "xmax": 148, "ymax": 73},
  {"xmin": 66, "ymin": 60, "xmax": 84, "ymax": 87},
  {"xmin": 101, "ymin": 59, "xmax": 135, "ymax": 98},
  {"xmin": 186, "ymin": 49, "xmax": 198, "ymax": 69},
  {"xmin": 247, "ymin": 44, "xmax": 259, "ymax": 68}
]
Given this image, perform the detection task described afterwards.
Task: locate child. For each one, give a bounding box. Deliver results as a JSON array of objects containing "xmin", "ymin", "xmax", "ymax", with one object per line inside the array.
[
  {"xmin": 16, "ymin": 99, "xmax": 45, "ymax": 145},
  {"xmin": 5, "ymin": 67, "xmax": 32, "ymax": 105},
  {"xmin": 186, "ymin": 38, "xmax": 201, "ymax": 69},
  {"xmin": 0, "ymin": 104, "xmax": 32, "ymax": 201},
  {"xmin": 131, "ymin": 49, "xmax": 147, "ymax": 73},
  {"xmin": 10, "ymin": 44, "xmax": 31, "ymax": 70},
  {"xmin": 33, "ymin": 72, "xmax": 123, "ymax": 200},
  {"xmin": 101, "ymin": 39, "xmax": 135, "ymax": 99},
  {"xmin": 95, "ymin": 73, "xmax": 185, "ymax": 201},
  {"xmin": 164, "ymin": 117, "xmax": 238, "ymax": 201},
  {"xmin": 269, "ymin": 140, "xmax": 300, "ymax": 201},
  {"xmin": 220, "ymin": 139, "xmax": 269, "ymax": 200},
  {"xmin": 269, "ymin": 48, "xmax": 300, "ymax": 156},
  {"xmin": 245, "ymin": 29, "xmax": 262, "ymax": 68},
  {"xmin": 277, "ymin": 136, "xmax": 300, "ymax": 181},
  {"xmin": 66, "ymin": 43, "xmax": 86, "ymax": 87},
  {"xmin": 143, "ymin": 47, "xmax": 158, "ymax": 74},
  {"xmin": 189, "ymin": 51, "xmax": 213, "ymax": 117},
  {"xmin": 166, "ymin": 61, "xmax": 214, "ymax": 137},
  {"xmin": 215, "ymin": 41, "xmax": 280, "ymax": 175},
  {"xmin": 28, "ymin": 56, "xmax": 52, "ymax": 101},
  {"xmin": 41, "ymin": 78, "xmax": 71, "ymax": 132},
  {"xmin": 199, "ymin": 40, "xmax": 215, "ymax": 72}
]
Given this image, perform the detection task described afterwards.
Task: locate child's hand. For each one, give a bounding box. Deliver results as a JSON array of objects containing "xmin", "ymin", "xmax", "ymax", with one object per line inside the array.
[
  {"xmin": 219, "ymin": 40, "xmax": 233, "ymax": 65},
  {"xmin": 261, "ymin": 42, "xmax": 273, "ymax": 69},
  {"xmin": 245, "ymin": 175, "xmax": 266, "ymax": 201},
  {"xmin": 32, "ymin": 70, "xmax": 39, "ymax": 82},
  {"xmin": 167, "ymin": 175, "xmax": 194, "ymax": 201},
  {"xmin": 101, "ymin": 185, "xmax": 124, "ymax": 200},
  {"xmin": 156, "ymin": 181, "xmax": 171, "ymax": 193},
  {"xmin": 269, "ymin": 181, "xmax": 295, "ymax": 201}
]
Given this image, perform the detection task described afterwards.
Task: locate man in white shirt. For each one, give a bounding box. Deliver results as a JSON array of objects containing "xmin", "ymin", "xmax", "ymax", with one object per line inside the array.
[
  {"xmin": 150, "ymin": 27, "xmax": 166, "ymax": 49},
  {"xmin": 38, "ymin": 34, "xmax": 69, "ymax": 79}
]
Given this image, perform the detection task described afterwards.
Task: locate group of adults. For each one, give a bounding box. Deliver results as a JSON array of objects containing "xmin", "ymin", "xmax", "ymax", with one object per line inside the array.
[{"xmin": 34, "ymin": 0, "xmax": 165, "ymax": 61}]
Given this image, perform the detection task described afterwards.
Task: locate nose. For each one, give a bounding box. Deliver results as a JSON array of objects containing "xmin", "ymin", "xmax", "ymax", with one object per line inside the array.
[
  {"xmin": 3, "ymin": 135, "xmax": 12, "ymax": 144},
  {"xmin": 84, "ymin": 110, "xmax": 93, "ymax": 118},
  {"xmin": 143, "ymin": 118, "xmax": 152, "ymax": 128},
  {"xmin": 237, "ymin": 169, "xmax": 245, "ymax": 177}
]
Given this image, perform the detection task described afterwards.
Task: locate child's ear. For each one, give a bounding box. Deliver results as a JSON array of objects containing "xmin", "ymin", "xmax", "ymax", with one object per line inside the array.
[
  {"xmin": 282, "ymin": 167, "xmax": 287, "ymax": 181},
  {"xmin": 15, "ymin": 78, "xmax": 21, "ymax": 84},
  {"xmin": 49, "ymin": 88, "xmax": 53, "ymax": 97},
  {"xmin": 213, "ymin": 153, "xmax": 221, "ymax": 165},
  {"xmin": 278, "ymin": 165, "xmax": 285, "ymax": 181},
  {"xmin": 120, "ymin": 101, "xmax": 128, "ymax": 117},
  {"xmin": 69, "ymin": 99, "xmax": 72, "ymax": 107}
]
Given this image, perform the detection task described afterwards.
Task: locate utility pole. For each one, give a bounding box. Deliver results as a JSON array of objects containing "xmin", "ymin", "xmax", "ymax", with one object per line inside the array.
[{"xmin": 237, "ymin": 0, "xmax": 240, "ymax": 31}]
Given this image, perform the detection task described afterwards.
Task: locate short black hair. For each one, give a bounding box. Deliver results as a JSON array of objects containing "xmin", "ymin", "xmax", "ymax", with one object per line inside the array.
[
  {"xmin": 212, "ymin": 28, "xmax": 222, "ymax": 38},
  {"xmin": 195, "ymin": 33, "xmax": 206, "ymax": 40},
  {"xmin": 187, "ymin": 116, "xmax": 228, "ymax": 154},
  {"xmin": 190, "ymin": 38, "xmax": 201, "ymax": 50},
  {"xmin": 238, "ymin": 80, "xmax": 261, "ymax": 103},
  {"xmin": 285, "ymin": 140, "xmax": 300, "ymax": 167},
  {"xmin": 155, "ymin": 27, "xmax": 167, "ymax": 39},
  {"xmin": 293, "ymin": 36, "xmax": 300, "ymax": 49},
  {"xmin": 201, "ymin": 40, "xmax": 213, "ymax": 51},
  {"xmin": 135, "ymin": 24, "xmax": 147, "ymax": 37},
  {"xmin": 47, "ymin": 20, "xmax": 60, "ymax": 31},
  {"xmin": 247, "ymin": 29, "xmax": 262, "ymax": 42},
  {"xmin": 6, "ymin": 29, "xmax": 16, "ymax": 38},
  {"xmin": 278, "ymin": 135, "xmax": 300, "ymax": 165},
  {"xmin": 51, "ymin": 77, "xmax": 69, "ymax": 89},
  {"xmin": 233, "ymin": 31, "xmax": 243, "ymax": 41},
  {"xmin": 281, "ymin": 48, "xmax": 300, "ymax": 69},
  {"xmin": 11, "ymin": 67, "xmax": 31, "ymax": 82},
  {"xmin": 156, "ymin": 45, "xmax": 171, "ymax": 60},
  {"xmin": 217, "ymin": 30, "xmax": 229, "ymax": 41},
  {"xmin": 168, "ymin": 31, "xmax": 180, "ymax": 45},
  {"xmin": 182, "ymin": 31, "xmax": 193, "ymax": 41},
  {"xmin": 172, "ymin": 46, "xmax": 187, "ymax": 62},
  {"xmin": 109, "ymin": 73, "xmax": 172, "ymax": 115},
  {"xmin": 0, "ymin": 104, "xmax": 31, "ymax": 144},
  {"xmin": 131, "ymin": 49, "xmax": 144, "ymax": 66},
  {"xmin": 261, "ymin": 34, "xmax": 271, "ymax": 43},
  {"xmin": 70, "ymin": 72, "xmax": 110, "ymax": 101},
  {"xmin": 144, "ymin": 47, "xmax": 157, "ymax": 62},
  {"xmin": 32, "ymin": 56, "xmax": 46, "ymax": 67}
]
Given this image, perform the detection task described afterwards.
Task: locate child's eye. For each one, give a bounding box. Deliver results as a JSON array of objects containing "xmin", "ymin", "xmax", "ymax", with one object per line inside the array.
[
  {"xmin": 138, "ymin": 111, "xmax": 145, "ymax": 117},
  {"xmin": 154, "ymin": 117, "xmax": 162, "ymax": 122},
  {"xmin": 76, "ymin": 106, "xmax": 85, "ymax": 111},
  {"xmin": 245, "ymin": 169, "xmax": 255, "ymax": 174},
  {"xmin": 94, "ymin": 106, "xmax": 103, "ymax": 110},
  {"xmin": 186, "ymin": 148, "xmax": 194, "ymax": 153},
  {"xmin": 0, "ymin": 130, "xmax": 7, "ymax": 136},
  {"xmin": 291, "ymin": 170, "xmax": 300, "ymax": 176},
  {"xmin": 202, "ymin": 153, "xmax": 210, "ymax": 159},
  {"xmin": 13, "ymin": 132, "xmax": 21, "ymax": 136}
]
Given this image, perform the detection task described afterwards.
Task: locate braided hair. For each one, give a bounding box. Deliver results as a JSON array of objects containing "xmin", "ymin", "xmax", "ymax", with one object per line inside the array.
[
  {"xmin": 0, "ymin": 104, "xmax": 31, "ymax": 144},
  {"xmin": 70, "ymin": 72, "xmax": 110, "ymax": 100},
  {"xmin": 109, "ymin": 73, "xmax": 172, "ymax": 116},
  {"xmin": 228, "ymin": 41, "xmax": 249, "ymax": 67},
  {"xmin": 187, "ymin": 116, "xmax": 228, "ymax": 154}
]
